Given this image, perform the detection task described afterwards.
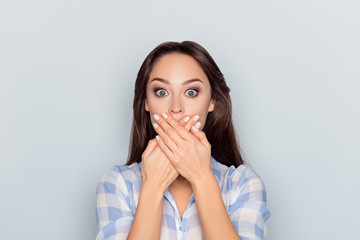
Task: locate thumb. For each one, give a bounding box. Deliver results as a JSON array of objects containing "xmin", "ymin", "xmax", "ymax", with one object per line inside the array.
[{"xmin": 142, "ymin": 138, "xmax": 158, "ymax": 161}]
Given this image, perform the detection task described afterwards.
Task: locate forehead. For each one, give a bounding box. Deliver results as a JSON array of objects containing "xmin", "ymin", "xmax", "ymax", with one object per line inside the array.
[{"xmin": 149, "ymin": 53, "xmax": 209, "ymax": 84}]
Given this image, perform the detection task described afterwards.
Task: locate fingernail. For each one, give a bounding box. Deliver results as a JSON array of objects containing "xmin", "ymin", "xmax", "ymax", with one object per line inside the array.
[
  {"xmin": 156, "ymin": 135, "xmax": 160, "ymax": 140},
  {"xmin": 162, "ymin": 113, "xmax": 168, "ymax": 119},
  {"xmin": 184, "ymin": 116, "xmax": 190, "ymax": 122},
  {"xmin": 193, "ymin": 115, "xmax": 200, "ymax": 121},
  {"xmin": 154, "ymin": 114, "xmax": 160, "ymax": 120},
  {"xmin": 192, "ymin": 126, "xmax": 199, "ymax": 132},
  {"xmin": 153, "ymin": 123, "xmax": 158, "ymax": 129},
  {"xmin": 195, "ymin": 122, "xmax": 201, "ymax": 129}
]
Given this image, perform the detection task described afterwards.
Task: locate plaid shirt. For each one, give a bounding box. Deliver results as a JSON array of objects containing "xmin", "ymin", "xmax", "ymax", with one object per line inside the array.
[{"xmin": 96, "ymin": 157, "xmax": 270, "ymax": 240}]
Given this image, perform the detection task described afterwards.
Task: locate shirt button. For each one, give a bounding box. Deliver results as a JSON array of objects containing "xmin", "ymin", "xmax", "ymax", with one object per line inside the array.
[{"xmin": 179, "ymin": 226, "xmax": 182, "ymax": 231}]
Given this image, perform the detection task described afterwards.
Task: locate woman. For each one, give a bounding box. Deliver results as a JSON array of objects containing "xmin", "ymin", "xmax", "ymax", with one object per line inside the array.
[{"xmin": 96, "ymin": 41, "xmax": 270, "ymax": 240}]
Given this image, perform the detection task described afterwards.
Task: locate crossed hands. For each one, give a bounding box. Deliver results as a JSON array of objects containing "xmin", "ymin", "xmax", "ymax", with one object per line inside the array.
[{"xmin": 141, "ymin": 113, "xmax": 212, "ymax": 193}]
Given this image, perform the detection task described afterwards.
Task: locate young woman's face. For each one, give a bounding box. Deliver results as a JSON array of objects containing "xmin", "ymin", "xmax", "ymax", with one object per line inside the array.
[{"xmin": 145, "ymin": 53, "xmax": 215, "ymax": 130}]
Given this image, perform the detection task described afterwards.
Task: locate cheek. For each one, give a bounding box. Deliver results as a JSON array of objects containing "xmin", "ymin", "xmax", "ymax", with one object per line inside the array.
[
  {"xmin": 146, "ymin": 98, "xmax": 168, "ymax": 115},
  {"xmin": 185, "ymin": 94, "xmax": 211, "ymax": 111}
]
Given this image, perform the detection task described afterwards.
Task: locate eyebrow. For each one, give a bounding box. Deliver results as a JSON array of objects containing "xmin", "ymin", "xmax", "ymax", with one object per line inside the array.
[{"xmin": 150, "ymin": 78, "xmax": 203, "ymax": 85}]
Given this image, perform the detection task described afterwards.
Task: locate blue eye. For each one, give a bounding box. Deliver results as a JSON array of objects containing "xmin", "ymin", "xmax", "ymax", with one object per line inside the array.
[
  {"xmin": 185, "ymin": 88, "xmax": 199, "ymax": 97},
  {"xmin": 154, "ymin": 88, "xmax": 168, "ymax": 97}
]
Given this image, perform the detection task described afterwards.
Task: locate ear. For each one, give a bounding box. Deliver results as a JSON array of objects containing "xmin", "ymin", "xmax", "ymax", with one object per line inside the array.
[
  {"xmin": 208, "ymin": 98, "xmax": 215, "ymax": 112},
  {"xmin": 145, "ymin": 98, "xmax": 150, "ymax": 112}
]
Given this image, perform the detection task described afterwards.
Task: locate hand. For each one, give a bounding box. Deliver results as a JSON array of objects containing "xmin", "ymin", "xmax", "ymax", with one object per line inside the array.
[
  {"xmin": 141, "ymin": 138, "xmax": 178, "ymax": 193},
  {"xmin": 141, "ymin": 115, "xmax": 200, "ymax": 193},
  {"xmin": 152, "ymin": 113, "xmax": 212, "ymax": 185}
]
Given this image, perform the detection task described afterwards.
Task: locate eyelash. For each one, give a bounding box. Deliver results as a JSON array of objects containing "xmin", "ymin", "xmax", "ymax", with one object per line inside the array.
[{"xmin": 153, "ymin": 87, "xmax": 200, "ymax": 98}]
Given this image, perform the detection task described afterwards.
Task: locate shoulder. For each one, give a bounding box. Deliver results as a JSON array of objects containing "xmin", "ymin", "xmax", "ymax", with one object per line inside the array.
[
  {"xmin": 97, "ymin": 162, "xmax": 142, "ymax": 196},
  {"xmin": 211, "ymin": 157, "xmax": 264, "ymax": 186},
  {"xmin": 212, "ymin": 159, "xmax": 270, "ymax": 238},
  {"xmin": 211, "ymin": 157, "xmax": 267, "ymax": 205},
  {"xmin": 100, "ymin": 162, "xmax": 141, "ymax": 181}
]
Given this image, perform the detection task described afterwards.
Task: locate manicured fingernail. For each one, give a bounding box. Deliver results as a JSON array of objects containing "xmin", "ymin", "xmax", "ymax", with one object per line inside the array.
[
  {"xmin": 153, "ymin": 123, "xmax": 158, "ymax": 129},
  {"xmin": 195, "ymin": 122, "xmax": 201, "ymax": 129},
  {"xmin": 154, "ymin": 114, "xmax": 160, "ymax": 120},
  {"xmin": 184, "ymin": 116, "xmax": 190, "ymax": 122},
  {"xmin": 192, "ymin": 126, "xmax": 199, "ymax": 132},
  {"xmin": 162, "ymin": 113, "xmax": 168, "ymax": 119},
  {"xmin": 156, "ymin": 135, "xmax": 160, "ymax": 140},
  {"xmin": 193, "ymin": 115, "xmax": 200, "ymax": 121}
]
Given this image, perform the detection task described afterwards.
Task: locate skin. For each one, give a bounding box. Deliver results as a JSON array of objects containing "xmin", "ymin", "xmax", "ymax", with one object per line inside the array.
[
  {"xmin": 144, "ymin": 52, "xmax": 215, "ymax": 187},
  {"xmin": 144, "ymin": 53, "xmax": 215, "ymax": 219},
  {"xmin": 145, "ymin": 53, "xmax": 215, "ymax": 128},
  {"xmin": 127, "ymin": 53, "xmax": 241, "ymax": 240}
]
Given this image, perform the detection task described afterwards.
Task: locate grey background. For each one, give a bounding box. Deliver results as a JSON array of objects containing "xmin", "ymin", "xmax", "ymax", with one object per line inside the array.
[{"xmin": 1, "ymin": 0, "xmax": 359, "ymax": 239}]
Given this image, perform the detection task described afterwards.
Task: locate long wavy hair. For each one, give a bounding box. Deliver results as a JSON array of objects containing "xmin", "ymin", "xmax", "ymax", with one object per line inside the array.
[{"xmin": 126, "ymin": 41, "xmax": 243, "ymax": 167}]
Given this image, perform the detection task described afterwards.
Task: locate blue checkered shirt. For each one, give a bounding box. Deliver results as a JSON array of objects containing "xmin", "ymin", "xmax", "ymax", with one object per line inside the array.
[{"xmin": 96, "ymin": 157, "xmax": 270, "ymax": 239}]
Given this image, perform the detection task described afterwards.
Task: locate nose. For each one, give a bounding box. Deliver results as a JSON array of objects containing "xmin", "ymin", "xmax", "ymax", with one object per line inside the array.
[{"xmin": 169, "ymin": 96, "xmax": 184, "ymax": 115}]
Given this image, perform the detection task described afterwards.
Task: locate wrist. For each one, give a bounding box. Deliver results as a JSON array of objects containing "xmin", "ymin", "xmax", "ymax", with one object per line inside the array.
[
  {"xmin": 190, "ymin": 168, "xmax": 217, "ymax": 193},
  {"xmin": 142, "ymin": 178, "xmax": 167, "ymax": 197}
]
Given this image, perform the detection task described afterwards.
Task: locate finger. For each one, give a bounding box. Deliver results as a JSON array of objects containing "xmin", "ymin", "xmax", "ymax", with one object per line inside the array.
[
  {"xmin": 142, "ymin": 138, "xmax": 158, "ymax": 161},
  {"xmin": 191, "ymin": 127, "xmax": 211, "ymax": 151},
  {"xmin": 153, "ymin": 113, "xmax": 186, "ymax": 145},
  {"xmin": 178, "ymin": 114, "xmax": 200, "ymax": 132},
  {"xmin": 160, "ymin": 112, "xmax": 196, "ymax": 141},
  {"xmin": 185, "ymin": 114, "xmax": 200, "ymax": 131},
  {"xmin": 153, "ymin": 117, "xmax": 180, "ymax": 151},
  {"xmin": 178, "ymin": 115, "xmax": 191, "ymax": 129},
  {"xmin": 155, "ymin": 135, "xmax": 179, "ymax": 165}
]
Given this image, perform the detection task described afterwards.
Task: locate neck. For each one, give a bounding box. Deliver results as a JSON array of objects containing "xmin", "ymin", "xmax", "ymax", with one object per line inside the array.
[{"xmin": 171, "ymin": 175, "xmax": 191, "ymax": 187}]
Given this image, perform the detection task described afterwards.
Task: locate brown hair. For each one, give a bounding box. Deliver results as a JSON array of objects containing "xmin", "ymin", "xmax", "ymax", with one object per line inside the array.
[{"xmin": 126, "ymin": 41, "xmax": 243, "ymax": 167}]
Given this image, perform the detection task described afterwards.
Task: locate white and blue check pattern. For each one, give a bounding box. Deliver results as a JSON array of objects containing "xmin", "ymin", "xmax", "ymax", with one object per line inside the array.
[{"xmin": 96, "ymin": 157, "xmax": 270, "ymax": 240}]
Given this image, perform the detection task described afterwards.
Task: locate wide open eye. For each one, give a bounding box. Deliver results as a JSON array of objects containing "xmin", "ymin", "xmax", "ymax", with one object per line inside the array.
[
  {"xmin": 185, "ymin": 88, "xmax": 199, "ymax": 97},
  {"xmin": 154, "ymin": 88, "xmax": 169, "ymax": 97}
]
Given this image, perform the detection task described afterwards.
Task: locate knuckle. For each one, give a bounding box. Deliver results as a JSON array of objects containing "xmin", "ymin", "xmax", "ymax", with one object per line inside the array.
[
  {"xmin": 172, "ymin": 157, "xmax": 180, "ymax": 166},
  {"xmin": 175, "ymin": 149, "xmax": 183, "ymax": 157}
]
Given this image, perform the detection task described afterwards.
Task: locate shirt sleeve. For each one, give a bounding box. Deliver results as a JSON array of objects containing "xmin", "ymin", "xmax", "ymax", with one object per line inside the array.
[
  {"xmin": 95, "ymin": 167, "xmax": 134, "ymax": 240},
  {"xmin": 227, "ymin": 166, "xmax": 270, "ymax": 240}
]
